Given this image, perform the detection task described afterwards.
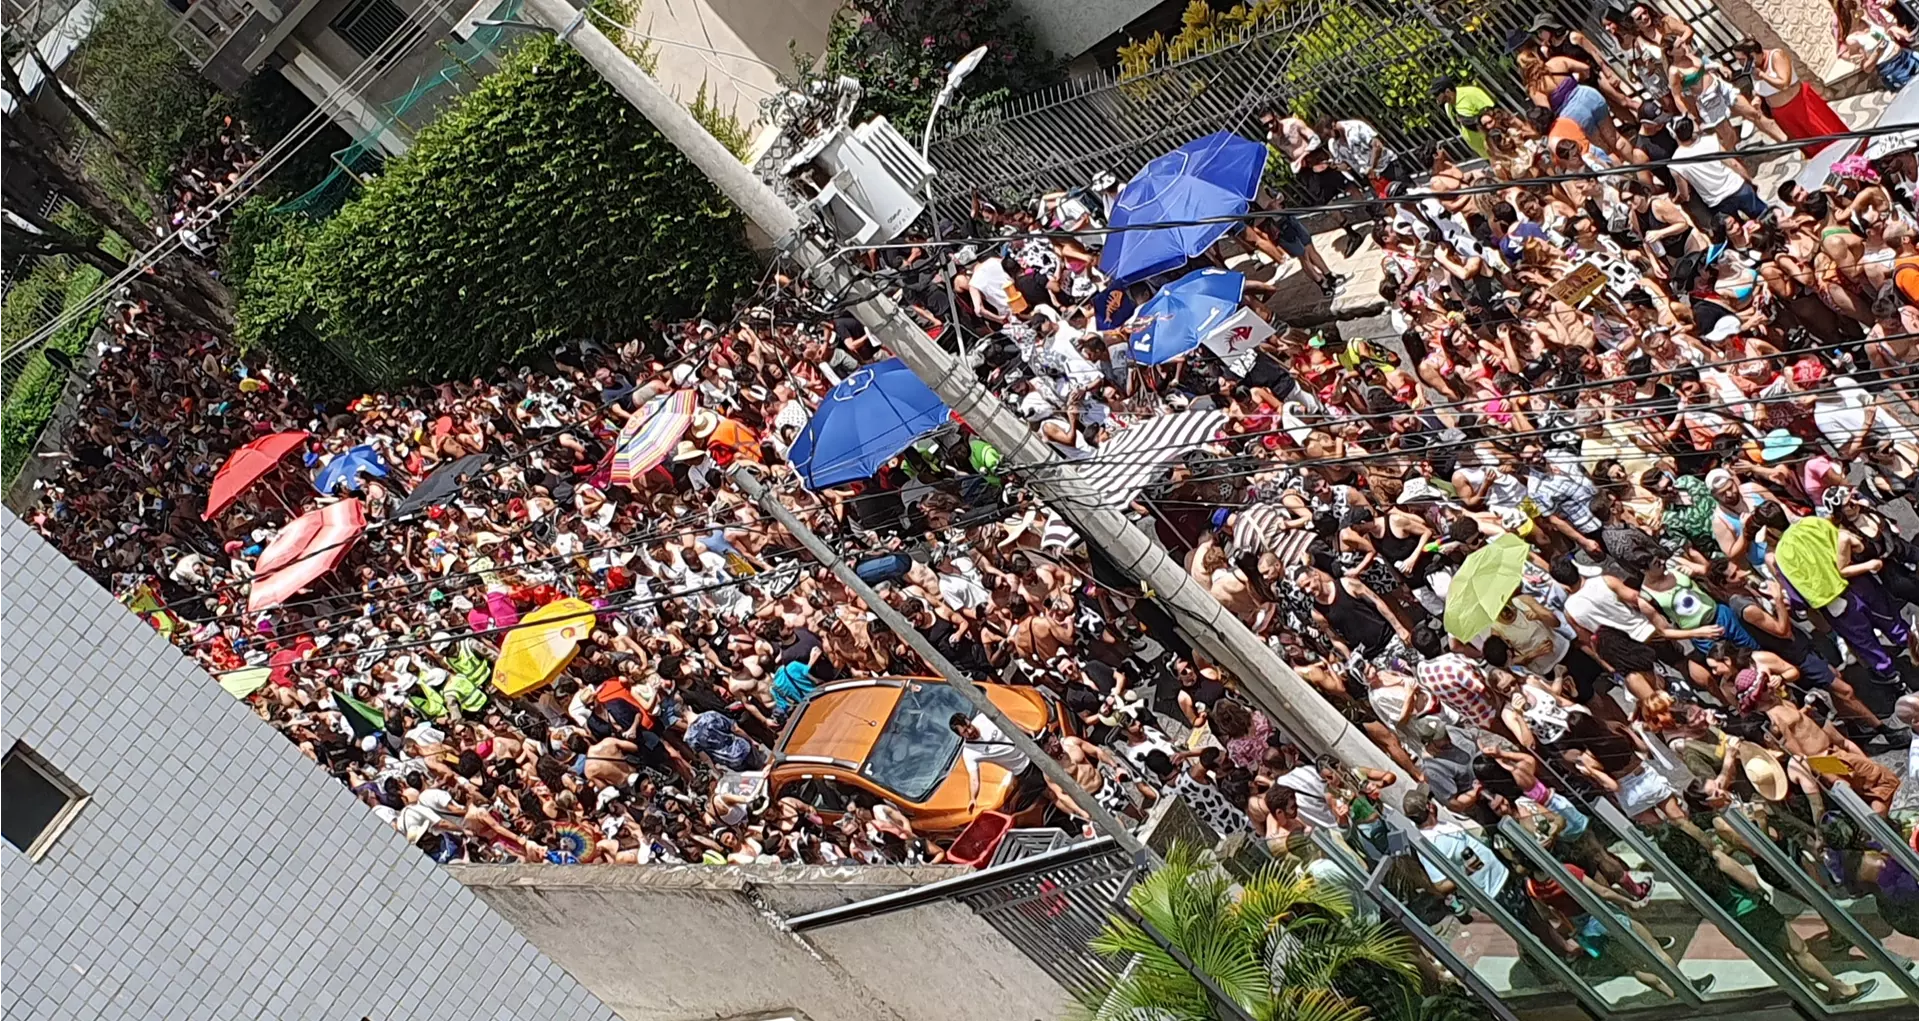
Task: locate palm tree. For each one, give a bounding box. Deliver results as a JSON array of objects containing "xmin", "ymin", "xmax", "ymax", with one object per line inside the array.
[{"xmin": 1082, "ymin": 844, "xmax": 1425, "ymax": 1021}]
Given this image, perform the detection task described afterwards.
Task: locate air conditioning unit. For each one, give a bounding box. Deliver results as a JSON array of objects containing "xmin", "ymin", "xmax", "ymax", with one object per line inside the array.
[{"xmin": 781, "ymin": 115, "xmax": 934, "ymax": 245}]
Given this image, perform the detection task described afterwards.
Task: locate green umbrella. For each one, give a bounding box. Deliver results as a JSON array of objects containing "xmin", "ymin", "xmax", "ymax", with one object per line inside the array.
[{"xmin": 1443, "ymin": 533, "xmax": 1532, "ymax": 642}]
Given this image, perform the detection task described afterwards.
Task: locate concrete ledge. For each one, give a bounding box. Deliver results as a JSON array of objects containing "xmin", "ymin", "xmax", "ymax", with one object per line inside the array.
[{"xmin": 448, "ymin": 860, "xmax": 970, "ymax": 892}]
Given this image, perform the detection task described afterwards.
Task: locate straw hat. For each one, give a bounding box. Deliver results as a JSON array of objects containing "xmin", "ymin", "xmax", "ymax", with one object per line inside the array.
[
  {"xmin": 673, "ymin": 439, "xmax": 706, "ymax": 463},
  {"xmin": 1737, "ymin": 742, "xmax": 1790, "ymax": 802},
  {"xmin": 691, "ymin": 409, "xmax": 721, "ymax": 438}
]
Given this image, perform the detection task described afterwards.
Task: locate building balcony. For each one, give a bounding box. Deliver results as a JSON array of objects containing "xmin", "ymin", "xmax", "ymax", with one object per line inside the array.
[{"xmin": 162, "ymin": 0, "xmax": 294, "ymax": 89}]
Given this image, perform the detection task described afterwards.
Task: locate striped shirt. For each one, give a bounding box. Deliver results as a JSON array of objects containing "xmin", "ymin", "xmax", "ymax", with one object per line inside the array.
[
  {"xmin": 1531, "ymin": 468, "xmax": 1599, "ymax": 535},
  {"xmin": 1228, "ymin": 502, "xmax": 1295, "ymax": 559}
]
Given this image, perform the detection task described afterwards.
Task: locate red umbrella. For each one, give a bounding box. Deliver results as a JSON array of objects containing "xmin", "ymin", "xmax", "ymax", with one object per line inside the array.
[
  {"xmin": 204, "ymin": 430, "xmax": 311, "ymax": 520},
  {"xmin": 247, "ymin": 499, "xmax": 365, "ymax": 613}
]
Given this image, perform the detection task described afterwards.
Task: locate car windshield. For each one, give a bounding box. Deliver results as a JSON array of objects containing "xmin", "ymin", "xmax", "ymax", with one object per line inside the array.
[{"xmin": 861, "ymin": 682, "xmax": 972, "ymax": 802}]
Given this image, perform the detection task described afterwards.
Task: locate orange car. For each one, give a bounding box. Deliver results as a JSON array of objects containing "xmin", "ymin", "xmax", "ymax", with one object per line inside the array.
[{"xmin": 765, "ymin": 677, "xmax": 1071, "ymax": 835}]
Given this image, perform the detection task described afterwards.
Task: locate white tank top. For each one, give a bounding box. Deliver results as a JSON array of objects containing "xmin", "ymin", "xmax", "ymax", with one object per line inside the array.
[
  {"xmin": 1564, "ymin": 575, "xmax": 1657, "ymax": 642},
  {"xmin": 1751, "ymin": 51, "xmax": 1795, "ymax": 98}
]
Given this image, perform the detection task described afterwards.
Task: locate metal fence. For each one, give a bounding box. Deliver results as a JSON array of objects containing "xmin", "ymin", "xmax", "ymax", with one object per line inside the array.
[
  {"xmin": 924, "ymin": 0, "xmax": 1746, "ymax": 209},
  {"xmin": 947, "ymin": 839, "xmax": 1137, "ymax": 999}
]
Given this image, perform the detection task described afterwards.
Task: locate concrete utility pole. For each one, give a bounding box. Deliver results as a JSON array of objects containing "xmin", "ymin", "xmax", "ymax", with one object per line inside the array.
[
  {"xmin": 521, "ymin": 0, "xmax": 1396, "ymax": 777},
  {"xmin": 730, "ymin": 467, "xmax": 1144, "ymax": 853}
]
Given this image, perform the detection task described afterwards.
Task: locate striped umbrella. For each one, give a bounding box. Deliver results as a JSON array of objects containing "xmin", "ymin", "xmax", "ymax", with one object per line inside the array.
[
  {"xmin": 611, "ymin": 389, "xmax": 696, "ymax": 487},
  {"xmin": 1071, "ymin": 409, "xmax": 1230, "ymax": 508}
]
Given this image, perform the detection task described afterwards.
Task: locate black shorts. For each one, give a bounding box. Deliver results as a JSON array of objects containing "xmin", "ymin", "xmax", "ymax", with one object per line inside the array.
[{"xmin": 1259, "ymin": 213, "xmax": 1312, "ymax": 257}]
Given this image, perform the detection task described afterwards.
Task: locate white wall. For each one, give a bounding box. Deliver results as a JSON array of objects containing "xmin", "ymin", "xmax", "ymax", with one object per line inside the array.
[{"xmin": 0, "ymin": 514, "xmax": 619, "ymax": 1021}]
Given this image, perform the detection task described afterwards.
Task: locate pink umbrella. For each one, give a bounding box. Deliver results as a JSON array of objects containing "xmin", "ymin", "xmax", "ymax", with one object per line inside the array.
[{"xmin": 247, "ymin": 500, "xmax": 366, "ymax": 613}]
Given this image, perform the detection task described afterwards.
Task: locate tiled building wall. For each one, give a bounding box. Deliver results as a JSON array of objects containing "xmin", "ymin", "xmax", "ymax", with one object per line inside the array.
[{"xmin": 0, "ymin": 513, "xmax": 619, "ymax": 1021}]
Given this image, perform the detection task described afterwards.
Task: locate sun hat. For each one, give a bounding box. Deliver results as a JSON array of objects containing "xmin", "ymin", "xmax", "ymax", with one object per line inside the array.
[
  {"xmin": 1737, "ymin": 741, "xmax": 1790, "ymax": 801},
  {"xmin": 1758, "ymin": 429, "xmax": 1802, "ymax": 463},
  {"xmin": 673, "ymin": 439, "xmax": 705, "ymax": 463},
  {"xmin": 691, "ymin": 409, "xmax": 720, "ymax": 438},
  {"xmin": 1701, "ymin": 317, "xmax": 1742, "ymax": 343}
]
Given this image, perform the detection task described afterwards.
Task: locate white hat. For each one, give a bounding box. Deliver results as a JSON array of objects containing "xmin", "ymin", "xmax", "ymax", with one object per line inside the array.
[
  {"xmin": 399, "ymin": 804, "xmax": 439, "ymax": 842},
  {"xmin": 1702, "ymin": 317, "xmax": 1741, "ymax": 343},
  {"xmin": 1704, "ymin": 468, "xmax": 1736, "ymax": 490},
  {"xmin": 1396, "ymin": 477, "xmax": 1446, "ymax": 504}
]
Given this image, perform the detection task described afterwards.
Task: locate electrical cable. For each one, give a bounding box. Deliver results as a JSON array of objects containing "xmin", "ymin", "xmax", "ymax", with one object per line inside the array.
[
  {"xmin": 5, "ymin": 0, "xmax": 480, "ymax": 356},
  {"xmin": 827, "ymin": 123, "xmax": 1920, "ymax": 257},
  {"xmin": 746, "ymin": 333, "xmax": 1916, "ymax": 518},
  {"xmin": 156, "ymin": 263, "xmax": 795, "ymax": 632},
  {"xmin": 174, "ymin": 258, "xmax": 789, "ymax": 607},
  {"xmin": 263, "ymin": 563, "xmax": 809, "ymax": 668},
  {"xmin": 1008, "ymin": 334, "xmax": 1917, "ymax": 473},
  {"xmin": 1017, "ymin": 386, "xmax": 1920, "ymax": 506}
]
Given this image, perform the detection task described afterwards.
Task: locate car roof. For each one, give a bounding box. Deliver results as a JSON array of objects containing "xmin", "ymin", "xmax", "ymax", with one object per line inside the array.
[{"xmin": 775, "ymin": 678, "xmax": 911, "ymax": 768}]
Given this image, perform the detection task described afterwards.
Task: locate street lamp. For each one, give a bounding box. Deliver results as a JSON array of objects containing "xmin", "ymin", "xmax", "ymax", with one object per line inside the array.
[{"xmin": 919, "ymin": 45, "xmax": 988, "ymax": 356}]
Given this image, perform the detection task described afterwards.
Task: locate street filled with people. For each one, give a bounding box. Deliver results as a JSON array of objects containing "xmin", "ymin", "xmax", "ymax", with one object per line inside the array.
[{"xmin": 21, "ymin": 0, "xmax": 1920, "ymax": 1000}]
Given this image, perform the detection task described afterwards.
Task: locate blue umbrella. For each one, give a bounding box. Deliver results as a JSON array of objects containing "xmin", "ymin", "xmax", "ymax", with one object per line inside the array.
[
  {"xmin": 1098, "ymin": 131, "xmax": 1268, "ymax": 284},
  {"xmin": 1126, "ymin": 268, "xmax": 1246, "ymax": 366},
  {"xmin": 788, "ymin": 358, "xmax": 951, "ymax": 490},
  {"xmin": 313, "ymin": 445, "xmax": 389, "ymax": 494}
]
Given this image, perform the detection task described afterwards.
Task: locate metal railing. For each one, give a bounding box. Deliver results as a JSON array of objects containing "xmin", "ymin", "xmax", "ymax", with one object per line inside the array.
[{"xmin": 923, "ymin": 0, "xmax": 1747, "ymax": 210}]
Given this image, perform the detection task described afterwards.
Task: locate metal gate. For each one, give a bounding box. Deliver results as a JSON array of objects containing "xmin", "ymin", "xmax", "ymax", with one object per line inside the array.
[
  {"xmin": 953, "ymin": 841, "xmax": 1136, "ymax": 998},
  {"xmin": 924, "ymin": 0, "xmax": 1746, "ymax": 208}
]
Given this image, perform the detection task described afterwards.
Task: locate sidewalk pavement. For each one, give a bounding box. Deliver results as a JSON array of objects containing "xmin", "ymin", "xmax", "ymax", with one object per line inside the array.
[{"xmin": 1235, "ymin": 89, "xmax": 1897, "ymax": 325}]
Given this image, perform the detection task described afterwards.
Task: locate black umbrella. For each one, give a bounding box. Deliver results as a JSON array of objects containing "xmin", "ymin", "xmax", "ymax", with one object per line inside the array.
[{"xmin": 392, "ymin": 453, "xmax": 490, "ymax": 520}]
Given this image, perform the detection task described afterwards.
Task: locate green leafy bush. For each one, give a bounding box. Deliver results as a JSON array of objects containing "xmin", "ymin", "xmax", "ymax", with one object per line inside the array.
[
  {"xmin": 2, "ymin": 265, "xmax": 107, "ymax": 482},
  {"xmin": 688, "ymin": 80, "xmax": 754, "ymax": 160},
  {"xmin": 233, "ymin": 35, "xmax": 758, "ymax": 387},
  {"xmin": 815, "ymin": 0, "xmax": 1057, "ymax": 137}
]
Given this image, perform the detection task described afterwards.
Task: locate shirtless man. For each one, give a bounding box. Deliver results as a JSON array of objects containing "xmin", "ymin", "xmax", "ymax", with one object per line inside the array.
[
  {"xmin": 566, "ymin": 731, "xmax": 639, "ymax": 787},
  {"xmin": 1730, "ymin": 653, "xmax": 1900, "ymax": 813},
  {"xmin": 1188, "ymin": 533, "xmax": 1263, "ymax": 624},
  {"xmin": 1261, "ymin": 786, "xmax": 1312, "ymax": 853},
  {"xmin": 1047, "ymin": 734, "xmax": 1144, "ymax": 822},
  {"xmin": 1011, "ymin": 597, "xmax": 1076, "ymax": 667}
]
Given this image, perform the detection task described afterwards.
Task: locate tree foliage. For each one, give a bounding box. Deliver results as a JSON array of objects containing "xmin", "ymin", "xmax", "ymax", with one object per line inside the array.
[
  {"xmin": 1083, "ymin": 844, "xmax": 1425, "ymax": 1021},
  {"xmin": 814, "ymin": 0, "xmax": 1057, "ymax": 138},
  {"xmin": 234, "ymin": 34, "xmax": 758, "ymax": 389},
  {"xmin": 66, "ymin": 0, "xmax": 221, "ymax": 190}
]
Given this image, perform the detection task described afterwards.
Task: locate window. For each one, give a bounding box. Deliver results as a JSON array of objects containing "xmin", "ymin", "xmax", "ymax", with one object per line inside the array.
[
  {"xmin": 2, "ymin": 742, "xmax": 88, "ymax": 860},
  {"xmin": 330, "ymin": 0, "xmax": 407, "ymax": 58},
  {"xmin": 786, "ymin": 777, "xmax": 856, "ymax": 813},
  {"xmin": 860, "ymin": 682, "xmax": 971, "ymax": 802}
]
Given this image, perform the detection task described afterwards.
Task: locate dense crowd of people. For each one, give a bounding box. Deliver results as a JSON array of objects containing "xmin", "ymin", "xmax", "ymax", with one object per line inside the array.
[{"xmin": 19, "ymin": 0, "xmax": 1920, "ymax": 1002}]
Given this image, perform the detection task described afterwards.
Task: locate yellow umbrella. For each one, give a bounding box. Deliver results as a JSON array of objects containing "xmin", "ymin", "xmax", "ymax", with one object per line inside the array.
[
  {"xmin": 1443, "ymin": 533, "xmax": 1531, "ymax": 642},
  {"xmin": 216, "ymin": 666, "xmax": 273, "ymax": 699},
  {"xmin": 492, "ymin": 598, "xmax": 596, "ymax": 696}
]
